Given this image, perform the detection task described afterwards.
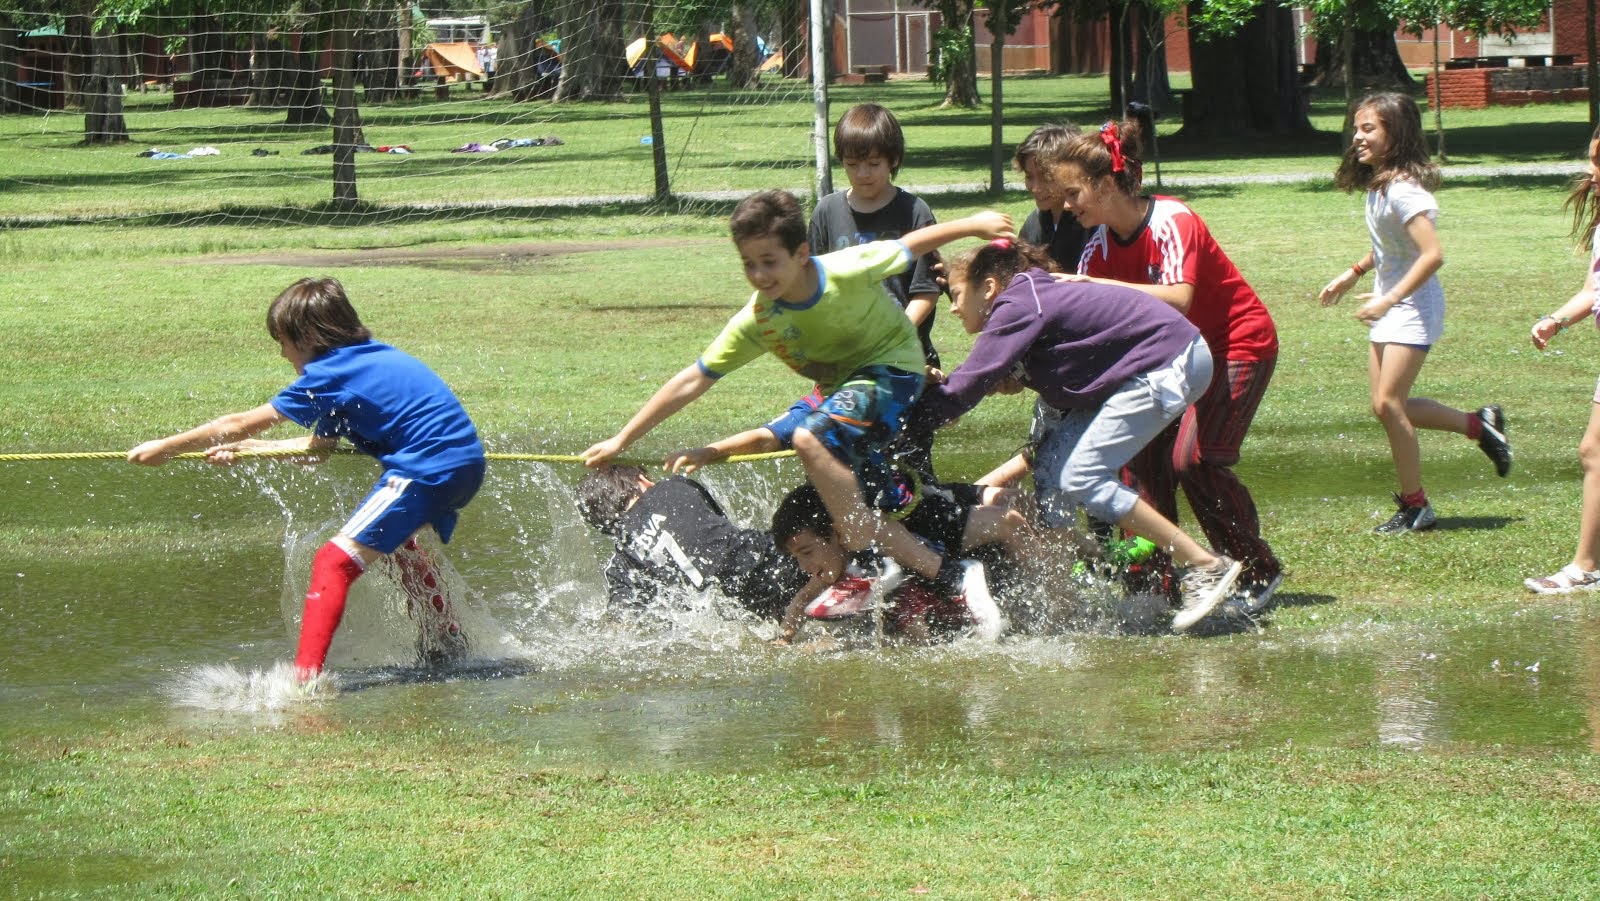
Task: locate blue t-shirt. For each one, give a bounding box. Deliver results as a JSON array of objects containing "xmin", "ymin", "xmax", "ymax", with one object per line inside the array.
[{"xmin": 270, "ymin": 340, "xmax": 484, "ymax": 477}]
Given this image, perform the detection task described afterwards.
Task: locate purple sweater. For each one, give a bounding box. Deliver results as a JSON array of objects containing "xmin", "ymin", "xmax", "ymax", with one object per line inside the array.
[{"xmin": 917, "ymin": 268, "xmax": 1200, "ymax": 428}]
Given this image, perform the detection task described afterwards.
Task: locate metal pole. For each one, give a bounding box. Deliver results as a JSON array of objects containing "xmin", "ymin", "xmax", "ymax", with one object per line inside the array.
[{"xmin": 811, "ymin": 0, "xmax": 832, "ymax": 199}]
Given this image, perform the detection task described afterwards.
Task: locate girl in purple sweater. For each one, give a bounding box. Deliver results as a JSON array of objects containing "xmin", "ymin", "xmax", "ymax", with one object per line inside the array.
[{"xmin": 917, "ymin": 239, "xmax": 1241, "ymax": 631}]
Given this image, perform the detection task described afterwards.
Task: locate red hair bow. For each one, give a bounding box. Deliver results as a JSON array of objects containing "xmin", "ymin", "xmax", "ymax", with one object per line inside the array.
[
  {"xmin": 990, "ymin": 237, "xmax": 1012, "ymax": 251},
  {"xmin": 1099, "ymin": 122, "xmax": 1125, "ymax": 174}
]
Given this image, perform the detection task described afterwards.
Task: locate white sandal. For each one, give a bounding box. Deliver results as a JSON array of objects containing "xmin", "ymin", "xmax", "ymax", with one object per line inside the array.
[{"xmin": 1524, "ymin": 564, "xmax": 1600, "ymax": 595}]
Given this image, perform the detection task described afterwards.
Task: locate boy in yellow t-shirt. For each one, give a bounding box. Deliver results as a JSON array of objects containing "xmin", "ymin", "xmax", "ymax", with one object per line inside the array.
[{"xmin": 582, "ymin": 189, "xmax": 1011, "ymax": 597}]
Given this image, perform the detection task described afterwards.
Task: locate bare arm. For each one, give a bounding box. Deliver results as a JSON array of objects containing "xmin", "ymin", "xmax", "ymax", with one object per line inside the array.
[
  {"xmin": 774, "ymin": 574, "xmax": 831, "ymax": 645},
  {"xmin": 664, "ymin": 427, "xmax": 783, "ymax": 474},
  {"xmin": 904, "ymin": 294, "xmax": 937, "ymax": 328},
  {"xmin": 975, "ymin": 452, "xmax": 1032, "ymax": 489},
  {"xmin": 899, "ymin": 211, "xmax": 1014, "ymax": 259},
  {"xmin": 1319, "ymin": 251, "xmax": 1376, "ymax": 306},
  {"xmin": 128, "ymin": 403, "xmax": 288, "ymax": 466},
  {"xmin": 1531, "ymin": 276, "xmax": 1598, "ymax": 350},
  {"xmin": 582, "ymin": 364, "xmax": 716, "ymax": 467},
  {"xmin": 1056, "ymin": 274, "xmax": 1195, "ymax": 314}
]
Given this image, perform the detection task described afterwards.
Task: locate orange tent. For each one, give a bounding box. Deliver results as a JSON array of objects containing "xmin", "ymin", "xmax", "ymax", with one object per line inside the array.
[
  {"xmin": 708, "ymin": 33, "xmax": 734, "ymax": 52},
  {"xmin": 421, "ymin": 42, "xmax": 483, "ymax": 82},
  {"xmin": 657, "ymin": 33, "xmax": 694, "ymax": 71}
]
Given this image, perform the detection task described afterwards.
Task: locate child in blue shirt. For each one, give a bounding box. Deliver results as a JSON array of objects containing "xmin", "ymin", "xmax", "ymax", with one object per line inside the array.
[{"xmin": 129, "ymin": 277, "xmax": 486, "ymax": 681}]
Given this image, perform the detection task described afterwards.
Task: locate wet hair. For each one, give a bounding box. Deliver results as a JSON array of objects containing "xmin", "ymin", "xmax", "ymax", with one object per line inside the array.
[
  {"xmin": 1036, "ymin": 117, "xmax": 1146, "ymax": 199},
  {"xmin": 771, "ymin": 483, "xmax": 834, "ymax": 546},
  {"xmin": 834, "ymin": 103, "xmax": 905, "ymax": 175},
  {"xmin": 1334, "ymin": 92, "xmax": 1440, "ymax": 194},
  {"xmin": 575, "ymin": 464, "xmax": 650, "ymax": 536},
  {"xmin": 948, "ymin": 238, "xmax": 1058, "ymax": 299},
  {"xmin": 1013, "ymin": 122, "xmax": 1082, "ymax": 173},
  {"xmin": 1567, "ymin": 123, "xmax": 1600, "ymax": 250},
  {"xmin": 730, "ymin": 189, "xmax": 808, "ymax": 254},
  {"xmin": 266, "ymin": 277, "xmax": 372, "ymax": 357}
]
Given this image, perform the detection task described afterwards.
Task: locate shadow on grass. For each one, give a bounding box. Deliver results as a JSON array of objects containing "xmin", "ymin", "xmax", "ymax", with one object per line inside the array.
[
  {"xmin": 1431, "ymin": 514, "xmax": 1520, "ymax": 532},
  {"xmin": 336, "ymin": 657, "xmax": 541, "ymax": 693}
]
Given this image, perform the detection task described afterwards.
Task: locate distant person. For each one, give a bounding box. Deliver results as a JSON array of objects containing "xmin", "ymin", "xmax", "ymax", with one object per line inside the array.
[
  {"xmin": 911, "ymin": 238, "xmax": 1243, "ymax": 633},
  {"xmin": 808, "ymin": 103, "xmax": 945, "ymax": 479},
  {"xmin": 580, "ymin": 189, "xmax": 1013, "ymax": 610},
  {"xmin": 575, "ymin": 464, "xmax": 807, "ymax": 619},
  {"xmin": 1014, "ymin": 124, "xmax": 1089, "ymax": 272},
  {"xmin": 1318, "ymin": 92, "xmax": 1511, "ymax": 534},
  {"xmin": 128, "ymin": 277, "xmax": 485, "ymax": 682},
  {"xmin": 1524, "ymin": 124, "xmax": 1600, "ymax": 593},
  {"xmin": 1042, "ymin": 116, "xmax": 1283, "ymax": 610}
]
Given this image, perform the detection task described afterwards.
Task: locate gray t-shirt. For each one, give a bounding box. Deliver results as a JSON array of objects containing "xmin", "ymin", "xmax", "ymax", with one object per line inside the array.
[{"xmin": 809, "ymin": 187, "xmax": 943, "ymax": 366}]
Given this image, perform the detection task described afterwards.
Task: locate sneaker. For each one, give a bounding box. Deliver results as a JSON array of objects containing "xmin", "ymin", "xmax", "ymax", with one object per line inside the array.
[
  {"xmin": 1374, "ymin": 495, "xmax": 1437, "ymax": 535},
  {"xmin": 805, "ymin": 575, "xmax": 878, "ymax": 619},
  {"xmin": 1524, "ymin": 563, "xmax": 1600, "ymax": 595},
  {"xmin": 1172, "ymin": 556, "xmax": 1244, "ymax": 633},
  {"xmin": 1476, "ymin": 404, "xmax": 1511, "ymax": 477},
  {"xmin": 956, "ymin": 560, "xmax": 1004, "ymax": 642},
  {"xmin": 1242, "ymin": 572, "xmax": 1285, "ymax": 616}
]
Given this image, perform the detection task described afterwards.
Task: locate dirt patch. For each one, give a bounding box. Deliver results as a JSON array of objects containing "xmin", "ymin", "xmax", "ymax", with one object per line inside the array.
[{"xmin": 185, "ymin": 237, "xmax": 716, "ymax": 270}]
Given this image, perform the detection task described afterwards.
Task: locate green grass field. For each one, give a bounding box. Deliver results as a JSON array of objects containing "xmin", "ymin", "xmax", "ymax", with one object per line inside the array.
[{"xmin": 6, "ymin": 77, "xmax": 1600, "ymax": 896}]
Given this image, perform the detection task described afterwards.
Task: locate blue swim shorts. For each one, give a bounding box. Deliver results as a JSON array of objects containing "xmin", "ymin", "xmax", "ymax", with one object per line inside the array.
[{"xmin": 338, "ymin": 461, "xmax": 486, "ymax": 554}]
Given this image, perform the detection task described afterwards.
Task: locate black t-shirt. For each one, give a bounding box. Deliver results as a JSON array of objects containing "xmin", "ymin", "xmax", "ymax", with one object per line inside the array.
[
  {"xmin": 1019, "ymin": 208, "xmax": 1089, "ymax": 274},
  {"xmin": 604, "ymin": 476, "xmax": 807, "ymax": 620},
  {"xmin": 809, "ymin": 188, "xmax": 943, "ymax": 368}
]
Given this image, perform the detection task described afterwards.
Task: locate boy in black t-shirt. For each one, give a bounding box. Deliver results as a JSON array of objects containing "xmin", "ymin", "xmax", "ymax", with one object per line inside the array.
[
  {"xmin": 576, "ymin": 464, "xmax": 808, "ymax": 620},
  {"xmin": 1014, "ymin": 124, "xmax": 1090, "ymax": 273}
]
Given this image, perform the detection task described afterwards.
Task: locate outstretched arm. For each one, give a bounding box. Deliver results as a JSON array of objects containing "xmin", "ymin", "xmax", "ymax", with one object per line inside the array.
[
  {"xmin": 899, "ymin": 211, "xmax": 1014, "ymax": 259},
  {"xmin": 128, "ymin": 403, "xmax": 288, "ymax": 466},
  {"xmin": 664, "ymin": 426, "xmax": 782, "ymax": 474},
  {"xmin": 1532, "ymin": 276, "xmax": 1599, "ymax": 350},
  {"xmin": 582, "ymin": 364, "xmax": 717, "ymax": 467}
]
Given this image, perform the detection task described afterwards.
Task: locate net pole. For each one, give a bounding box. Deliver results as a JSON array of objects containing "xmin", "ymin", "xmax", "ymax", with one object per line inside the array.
[{"xmin": 810, "ymin": 0, "xmax": 832, "ymax": 200}]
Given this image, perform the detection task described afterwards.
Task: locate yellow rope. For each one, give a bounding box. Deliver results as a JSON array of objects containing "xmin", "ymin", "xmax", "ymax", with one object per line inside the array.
[{"xmin": 0, "ymin": 447, "xmax": 796, "ymax": 465}]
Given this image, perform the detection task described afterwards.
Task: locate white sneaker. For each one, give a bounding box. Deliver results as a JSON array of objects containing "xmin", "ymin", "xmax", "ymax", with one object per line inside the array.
[
  {"xmin": 1173, "ymin": 556, "xmax": 1244, "ymax": 633},
  {"xmin": 958, "ymin": 560, "xmax": 1004, "ymax": 642}
]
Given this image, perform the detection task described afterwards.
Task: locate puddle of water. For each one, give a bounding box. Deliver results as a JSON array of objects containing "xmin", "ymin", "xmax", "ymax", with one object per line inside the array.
[{"xmin": 3, "ymin": 458, "xmax": 1596, "ymax": 769}]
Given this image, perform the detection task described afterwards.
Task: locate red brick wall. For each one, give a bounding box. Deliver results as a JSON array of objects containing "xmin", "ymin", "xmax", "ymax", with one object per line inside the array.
[{"xmin": 1425, "ymin": 65, "xmax": 1589, "ymax": 109}]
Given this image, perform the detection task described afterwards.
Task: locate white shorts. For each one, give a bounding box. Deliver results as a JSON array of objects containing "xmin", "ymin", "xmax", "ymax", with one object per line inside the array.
[{"xmin": 1369, "ymin": 295, "xmax": 1444, "ymax": 347}]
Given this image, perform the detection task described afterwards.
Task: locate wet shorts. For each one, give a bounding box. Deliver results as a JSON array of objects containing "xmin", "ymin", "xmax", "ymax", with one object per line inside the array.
[
  {"xmin": 795, "ymin": 365, "xmax": 923, "ymax": 468},
  {"xmin": 339, "ymin": 461, "xmax": 485, "ymax": 555},
  {"xmin": 895, "ymin": 480, "xmax": 979, "ymax": 557}
]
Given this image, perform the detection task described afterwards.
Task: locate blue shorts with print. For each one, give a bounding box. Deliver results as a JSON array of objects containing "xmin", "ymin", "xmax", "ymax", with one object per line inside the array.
[
  {"xmin": 339, "ymin": 461, "xmax": 485, "ymax": 554},
  {"xmin": 765, "ymin": 365, "xmax": 923, "ymax": 468}
]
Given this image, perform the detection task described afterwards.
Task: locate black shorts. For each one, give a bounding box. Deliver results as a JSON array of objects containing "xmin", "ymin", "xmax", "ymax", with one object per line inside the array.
[{"xmin": 898, "ymin": 482, "xmax": 980, "ymax": 557}]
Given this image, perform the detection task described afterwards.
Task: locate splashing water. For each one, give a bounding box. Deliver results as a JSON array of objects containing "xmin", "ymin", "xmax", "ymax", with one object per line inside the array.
[{"xmin": 164, "ymin": 661, "xmax": 335, "ymax": 712}]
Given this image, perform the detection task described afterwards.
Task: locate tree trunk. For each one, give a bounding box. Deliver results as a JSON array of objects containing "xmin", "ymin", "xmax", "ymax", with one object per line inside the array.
[
  {"xmin": 285, "ymin": 31, "xmax": 331, "ymax": 125},
  {"xmin": 0, "ymin": 26, "xmax": 17, "ymax": 112},
  {"xmin": 330, "ymin": 9, "xmax": 365, "ymax": 205},
  {"xmin": 1130, "ymin": 1, "xmax": 1173, "ymax": 115},
  {"xmin": 730, "ymin": 4, "xmax": 761, "ymax": 89},
  {"xmin": 1108, "ymin": 4, "xmax": 1130, "ymax": 116},
  {"xmin": 781, "ymin": 0, "xmax": 807, "ymax": 78},
  {"xmin": 1180, "ymin": 2, "xmax": 1311, "ymax": 140},
  {"xmin": 989, "ymin": 3, "xmax": 1006, "ymax": 193},
  {"xmin": 1308, "ymin": 28, "xmax": 1414, "ymax": 89},
  {"xmin": 554, "ymin": 0, "xmax": 626, "ymax": 102},
  {"xmin": 84, "ymin": 27, "xmax": 129, "ymax": 144},
  {"xmin": 936, "ymin": 0, "xmax": 979, "ymax": 109}
]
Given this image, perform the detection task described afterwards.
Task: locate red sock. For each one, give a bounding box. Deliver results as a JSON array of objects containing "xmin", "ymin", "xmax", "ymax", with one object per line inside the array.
[
  {"xmin": 1399, "ymin": 488, "xmax": 1428, "ymax": 508},
  {"xmin": 1465, "ymin": 415, "xmax": 1482, "ymax": 441},
  {"xmin": 294, "ymin": 542, "xmax": 365, "ymax": 675}
]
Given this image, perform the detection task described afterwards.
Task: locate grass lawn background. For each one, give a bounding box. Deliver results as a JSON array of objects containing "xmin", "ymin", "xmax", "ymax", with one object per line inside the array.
[{"xmin": 5, "ymin": 77, "xmax": 1600, "ymax": 896}]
